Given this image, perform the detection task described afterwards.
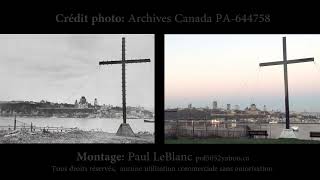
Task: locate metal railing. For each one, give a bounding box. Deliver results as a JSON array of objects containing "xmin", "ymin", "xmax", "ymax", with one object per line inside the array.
[{"xmin": 165, "ymin": 120, "xmax": 250, "ymax": 138}]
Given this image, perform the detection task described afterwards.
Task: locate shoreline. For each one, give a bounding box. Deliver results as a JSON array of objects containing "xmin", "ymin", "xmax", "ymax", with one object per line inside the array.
[{"xmin": 0, "ymin": 115, "xmax": 153, "ymax": 119}]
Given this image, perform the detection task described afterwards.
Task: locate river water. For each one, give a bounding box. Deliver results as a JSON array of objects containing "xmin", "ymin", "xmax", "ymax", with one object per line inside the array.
[{"xmin": 0, "ymin": 117, "xmax": 154, "ymax": 134}]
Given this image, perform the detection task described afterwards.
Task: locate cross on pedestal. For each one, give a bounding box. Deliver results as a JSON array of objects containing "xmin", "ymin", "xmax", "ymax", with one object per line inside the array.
[
  {"xmin": 259, "ymin": 37, "xmax": 314, "ymax": 138},
  {"xmin": 99, "ymin": 37, "xmax": 150, "ymax": 137}
]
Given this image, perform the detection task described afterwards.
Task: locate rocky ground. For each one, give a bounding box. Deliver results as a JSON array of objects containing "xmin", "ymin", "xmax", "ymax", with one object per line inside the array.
[{"xmin": 0, "ymin": 129, "xmax": 154, "ymax": 144}]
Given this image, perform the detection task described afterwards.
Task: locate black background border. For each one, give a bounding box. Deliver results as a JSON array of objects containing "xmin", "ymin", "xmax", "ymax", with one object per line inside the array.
[{"xmin": 1, "ymin": 4, "xmax": 320, "ymax": 177}]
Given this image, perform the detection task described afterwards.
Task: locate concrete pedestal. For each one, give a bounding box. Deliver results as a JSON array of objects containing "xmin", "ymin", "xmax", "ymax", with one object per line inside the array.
[
  {"xmin": 116, "ymin": 123, "xmax": 136, "ymax": 137},
  {"xmin": 279, "ymin": 129, "xmax": 297, "ymax": 139}
]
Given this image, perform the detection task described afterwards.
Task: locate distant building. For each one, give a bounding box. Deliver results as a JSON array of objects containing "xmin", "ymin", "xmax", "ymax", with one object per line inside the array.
[
  {"xmin": 80, "ymin": 96, "xmax": 86, "ymax": 104},
  {"xmin": 227, "ymin": 104, "xmax": 231, "ymax": 111},
  {"xmin": 74, "ymin": 100, "xmax": 78, "ymax": 108},
  {"xmin": 76, "ymin": 96, "xmax": 88, "ymax": 109},
  {"xmin": 245, "ymin": 104, "xmax": 259, "ymax": 115},
  {"xmin": 188, "ymin": 104, "xmax": 192, "ymax": 109},
  {"xmin": 250, "ymin": 104, "xmax": 257, "ymax": 111},
  {"xmin": 94, "ymin": 98, "xmax": 98, "ymax": 107},
  {"xmin": 263, "ymin": 105, "xmax": 267, "ymax": 112},
  {"xmin": 234, "ymin": 105, "xmax": 239, "ymax": 111},
  {"xmin": 213, "ymin": 101, "xmax": 217, "ymax": 109}
]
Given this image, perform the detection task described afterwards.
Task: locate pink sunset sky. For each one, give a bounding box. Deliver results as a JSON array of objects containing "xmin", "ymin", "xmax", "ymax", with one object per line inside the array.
[{"xmin": 165, "ymin": 35, "xmax": 320, "ymax": 112}]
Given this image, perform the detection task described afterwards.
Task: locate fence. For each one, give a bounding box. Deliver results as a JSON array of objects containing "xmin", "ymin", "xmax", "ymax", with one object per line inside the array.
[
  {"xmin": 0, "ymin": 125, "xmax": 78, "ymax": 133},
  {"xmin": 165, "ymin": 120, "xmax": 252, "ymax": 138},
  {"xmin": 0, "ymin": 115, "xmax": 78, "ymax": 133}
]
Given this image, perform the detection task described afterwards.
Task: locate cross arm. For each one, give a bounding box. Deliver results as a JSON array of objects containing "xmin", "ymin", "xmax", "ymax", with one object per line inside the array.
[
  {"xmin": 99, "ymin": 59, "xmax": 151, "ymax": 65},
  {"xmin": 259, "ymin": 57, "xmax": 314, "ymax": 67}
]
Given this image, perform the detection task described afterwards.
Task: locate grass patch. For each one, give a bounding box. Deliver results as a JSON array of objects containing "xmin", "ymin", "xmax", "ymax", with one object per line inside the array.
[{"xmin": 165, "ymin": 137, "xmax": 320, "ymax": 144}]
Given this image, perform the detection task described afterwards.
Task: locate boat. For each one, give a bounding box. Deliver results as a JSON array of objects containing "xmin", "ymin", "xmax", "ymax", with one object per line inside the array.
[
  {"xmin": 291, "ymin": 126, "xmax": 299, "ymax": 131},
  {"xmin": 144, "ymin": 119, "xmax": 154, "ymax": 123}
]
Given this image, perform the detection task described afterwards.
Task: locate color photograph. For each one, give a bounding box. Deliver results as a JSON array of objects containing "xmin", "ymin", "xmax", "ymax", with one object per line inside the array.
[{"xmin": 165, "ymin": 34, "xmax": 320, "ymax": 144}]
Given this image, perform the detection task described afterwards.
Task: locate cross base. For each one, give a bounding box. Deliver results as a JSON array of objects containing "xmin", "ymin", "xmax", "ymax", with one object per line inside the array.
[
  {"xmin": 116, "ymin": 123, "xmax": 136, "ymax": 137},
  {"xmin": 279, "ymin": 129, "xmax": 297, "ymax": 139}
]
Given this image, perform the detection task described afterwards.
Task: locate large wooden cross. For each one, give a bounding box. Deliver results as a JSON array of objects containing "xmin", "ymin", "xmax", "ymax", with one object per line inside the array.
[
  {"xmin": 99, "ymin": 37, "xmax": 150, "ymax": 136},
  {"xmin": 259, "ymin": 37, "xmax": 314, "ymax": 129}
]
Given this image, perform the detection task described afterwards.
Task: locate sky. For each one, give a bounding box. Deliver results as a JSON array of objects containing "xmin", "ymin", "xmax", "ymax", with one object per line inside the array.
[
  {"xmin": 165, "ymin": 35, "xmax": 320, "ymax": 112},
  {"xmin": 0, "ymin": 34, "xmax": 154, "ymax": 110}
]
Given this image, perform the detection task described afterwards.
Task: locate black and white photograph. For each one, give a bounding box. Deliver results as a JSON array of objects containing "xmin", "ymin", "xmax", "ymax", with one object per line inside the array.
[{"xmin": 0, "ymin": 34, "xmax": 154, "ymax": 144}]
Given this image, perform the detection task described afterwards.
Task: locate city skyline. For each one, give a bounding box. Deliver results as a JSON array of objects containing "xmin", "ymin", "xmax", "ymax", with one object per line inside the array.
[
  {"xmin": 0, "ymin": 34, "xmax": 154, "ymax": 110},
  {"xmin": 165, "ymin": 35, "xmax": 320, "ymax": 112},
  {"xmin": 167, "ymin": 101, "xmax": 312, "ymax": 113},
  {"xmin": 1, "ymin": 96, "xmax": 151, "ymax": 109}
]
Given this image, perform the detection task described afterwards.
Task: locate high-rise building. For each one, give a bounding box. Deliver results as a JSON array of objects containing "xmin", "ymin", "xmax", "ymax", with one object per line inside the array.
[
  {"xmin": 227, "ymin": 104, "xmax": 231, "ymax": 111},
  {"xmin": 235, "ymin": 105, "xmax": 239, "ymax": 111},
  {"xmin": 188, "ymin": 104, "xmax": 192, "ymax": 109},
  {"xmin": 213, "ymin": 101, "xmax": 218, "ymax": 109},
  {"xmin": 263, "ymin": 105, "xmax": 267, "ymax": 111}
]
